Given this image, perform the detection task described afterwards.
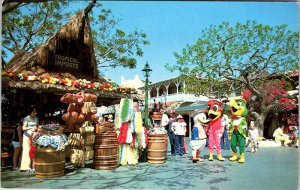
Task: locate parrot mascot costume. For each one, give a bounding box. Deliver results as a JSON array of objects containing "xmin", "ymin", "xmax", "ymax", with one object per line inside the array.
[
  {"xmin": 228, "ymin": 96, "xmax": 248, "ymax": 163},
  {"xmin": 207, "ymin": 99, "xmax": 225, "ymax": 161}
]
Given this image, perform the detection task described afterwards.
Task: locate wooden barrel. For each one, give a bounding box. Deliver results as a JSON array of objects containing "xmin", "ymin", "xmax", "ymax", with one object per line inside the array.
[
  {"xmin": 35, "ymin": 146, "xmax": 65, "ymax": 178},
  {"xmin": 147, "ymin": 134, "xmax": 168, "ymax": 164},
  {"xmin": 93, "ymin": 131, "xmax": 118, "ymax": 170},
  {"xmin": 151, "ymin": 112, "xmax": 162, "ymax": 120}
]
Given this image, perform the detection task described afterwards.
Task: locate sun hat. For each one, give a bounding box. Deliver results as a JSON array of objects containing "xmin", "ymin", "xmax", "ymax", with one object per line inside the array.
[{"xmin": 177, "ymin": 114, "xmax": 183, "ymax": 119}]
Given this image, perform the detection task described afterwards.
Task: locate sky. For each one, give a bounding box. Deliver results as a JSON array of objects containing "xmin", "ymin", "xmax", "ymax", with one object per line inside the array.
[{"xmin": 97, "ymin": 2, "xmax": 299, "ymax": 84}]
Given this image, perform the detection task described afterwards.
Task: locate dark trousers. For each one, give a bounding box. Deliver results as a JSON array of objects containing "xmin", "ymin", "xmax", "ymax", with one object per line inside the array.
[
  {"xmin": 221, "ymin": 129, "xmax": 230, "ymax": 149},
  {"xmin": 168, "ymin": 132, "xmax": 175, "ymax": 154},
  {"xmin": 174, "ymin": 135, "xmax": 185, "ymax": 156}
]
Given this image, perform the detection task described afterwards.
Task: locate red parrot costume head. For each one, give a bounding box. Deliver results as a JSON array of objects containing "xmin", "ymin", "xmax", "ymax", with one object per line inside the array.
[{"xmin": 208, "ymin": 99, "xmax": 223, "ymax": 121}]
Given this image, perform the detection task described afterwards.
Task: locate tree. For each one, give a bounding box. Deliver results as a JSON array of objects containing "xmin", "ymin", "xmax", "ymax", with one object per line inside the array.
[
  {"xmin": 89, "ymin": 3, "xmax": 150, "ymax": 70},
  {"xmin": 166, "ymin": 21, "xmax": 298, "ymax": 136},
  {"xmin": 2, "ymin": 0, "xmax": 54, "ymax": 15},
  {"xmin": 2, "ymin": 0, "xmax": 69, "ymax": 65},
  {"xmin": 2, "ymin": 0, "xmax": 149, "ymax": 71},
  {"xmin": 241, "ymin": 79, "xmax": 297, "ymax": 136}
]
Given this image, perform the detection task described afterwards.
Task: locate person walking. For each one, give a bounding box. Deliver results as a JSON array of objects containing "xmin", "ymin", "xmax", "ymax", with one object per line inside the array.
[
  {"xmin": 248, "ymin": 121, "xmax": 259, "ymax": 153},
  {"xmin": 20, "ymin": 105, "xmax": 39, "ymax": 172},
  {"xmin": 221, "ymin": 114, "xmax": 230, "ymax": 150},
  {"xmin": 12, "ymin": 119, "xmax": 23, "ymax": 170},
  {"xmin": 168, "ymin": 111, "xmax": 176, "ymax": 155},
  {"xmin": 172, "ymin": 115, "xmax": 186, "ymax": 156}
]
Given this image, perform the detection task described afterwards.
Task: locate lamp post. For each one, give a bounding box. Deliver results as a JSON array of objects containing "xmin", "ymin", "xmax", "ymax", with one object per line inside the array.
[{"xmin": 142, "ymin": 61, "xmax": 152, "ymax": 126}]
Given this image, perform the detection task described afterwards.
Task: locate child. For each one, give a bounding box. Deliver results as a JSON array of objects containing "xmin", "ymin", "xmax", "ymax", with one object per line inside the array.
[
  {"xmin": 29, "ymin": 126, "xmax": 39, "ymax": 173},
  {"xmin": 29, "ymin": 138, "xmax": 36, "ymax": 173},
  {"xmin": 248, "ymin": 121, "xmax": 259, "ymax": 153},
  {"xmin": 190, "ymin": 112, "xmax": 209, "ymax": 163}
]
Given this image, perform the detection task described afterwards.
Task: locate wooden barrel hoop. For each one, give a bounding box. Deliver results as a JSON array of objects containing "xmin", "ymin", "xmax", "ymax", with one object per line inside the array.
[
  {"xmin": 93, "ymin": 132, "xmax": 118, "ymax": 170},
  {"xmin": 147, "ymin": 134, "xmax": 168, "ymax": 164},
  {"xmin": 35, "ymin": 146, "xmax": 65, "ymax": 178}
]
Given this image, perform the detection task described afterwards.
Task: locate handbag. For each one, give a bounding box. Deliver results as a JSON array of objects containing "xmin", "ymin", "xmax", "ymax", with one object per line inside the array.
[
  {"xmin": 88, "ymin": 113, "xmax": 99, "ymax": 122},
  {"xmin": 60, "ymin": 93, "xmax": 78, "ymax": 104},
  {"xmin": 68, "ymin": 111, "xmax": 79, "ymax": 130},
  {"xmin": 80, "ymin": 121, "xmax": 94, "ymax": 134},
  {"xmin": 90, "ymin": 103, "xmax": 97, "ymax": 114},
  {"xmin": 76, "ymin": 93, "xmax": 84, "ymax": 104},
  {"xmin": 81, "ymin": 102, "xmax": 91, "ymax": 114},
  {"xmin": 67, "ymin": 103, "xmax": 77, "ymax": 112},
  {"xmin": 76, "ymin": 113, "xmax": 86, "ymax": 123},
  {"xmin": 84, "ymin": 93, "xmax": 98, "ymax": 103}
]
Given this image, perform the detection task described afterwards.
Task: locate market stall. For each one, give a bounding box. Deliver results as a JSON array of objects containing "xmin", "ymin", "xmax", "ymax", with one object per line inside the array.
[{"xmin": 1, "ymin": 9, "xmax": 138, "ymax": 167}]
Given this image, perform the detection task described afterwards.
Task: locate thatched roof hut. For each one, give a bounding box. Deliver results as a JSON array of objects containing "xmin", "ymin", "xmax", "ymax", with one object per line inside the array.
[
  {"xmin": 2, "ymin": 10, "xmax": 138, "ymax": 100},
  {"xmin": 4, "ymin": 11, "xmax": 100, "ymax": 80}
]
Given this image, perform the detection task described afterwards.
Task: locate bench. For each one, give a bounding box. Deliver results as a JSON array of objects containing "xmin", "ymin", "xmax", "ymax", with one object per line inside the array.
[{"xmin": 1, "ymin": 128, "xmax": 15, "ymax": 167}]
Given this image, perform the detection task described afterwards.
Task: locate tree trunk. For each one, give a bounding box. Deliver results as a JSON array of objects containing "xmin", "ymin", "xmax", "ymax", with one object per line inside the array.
[{"xmin": 255, "ymin": 113, "xmax": 267, "ymax": 138}]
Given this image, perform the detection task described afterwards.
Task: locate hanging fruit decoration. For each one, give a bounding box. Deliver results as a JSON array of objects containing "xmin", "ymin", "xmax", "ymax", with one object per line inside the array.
[{"xmin": 2, "ymin": 71, "xmax": 135, "ymax": 94}]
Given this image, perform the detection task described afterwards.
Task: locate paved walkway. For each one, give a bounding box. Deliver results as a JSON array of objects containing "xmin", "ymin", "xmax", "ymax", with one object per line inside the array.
[{"xmin": 1, "ymin": 143, "xmax": 299, "ymax": 190}]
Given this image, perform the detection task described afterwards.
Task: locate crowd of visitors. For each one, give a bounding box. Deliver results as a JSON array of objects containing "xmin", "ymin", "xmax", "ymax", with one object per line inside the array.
[
  {"xmin": 161, "ymin": 109, "xmax": 298, "ymax": 163},
  {"xmin": 7, "ymin": 104, "xmax": 299, "ymax": 172}
]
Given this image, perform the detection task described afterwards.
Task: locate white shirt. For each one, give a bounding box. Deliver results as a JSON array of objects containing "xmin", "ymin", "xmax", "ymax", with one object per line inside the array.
[
  {"xmin": 172, "ymin": 121, "xmax": 187, "ymax": 135},
  {"xmin": 161, "ymin": 114, "xmax": 169, "ymax": 127},
  {"xmin": 248, "ymin": 128, "xmax": 259, "ymax": 140}
]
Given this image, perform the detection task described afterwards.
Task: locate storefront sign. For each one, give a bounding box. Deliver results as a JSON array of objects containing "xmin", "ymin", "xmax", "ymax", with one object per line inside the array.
[
  {"xmin": 54, "ymin": 55, "xmax": 80, "ymax": 70},
  {"xmin": 48, "ymin": 53, "xmax": 80, "ymax": 70}
]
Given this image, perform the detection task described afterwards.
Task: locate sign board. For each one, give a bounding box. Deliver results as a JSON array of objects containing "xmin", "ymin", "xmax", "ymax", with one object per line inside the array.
[{"xmin": 48, "ymin": 53, "xmax": 81, "ymax": 71}]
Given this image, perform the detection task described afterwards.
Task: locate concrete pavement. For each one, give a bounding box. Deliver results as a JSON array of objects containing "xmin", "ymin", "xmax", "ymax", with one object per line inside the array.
[{"xmin": 1, "ymin": 142, "xmax": 299, "ymax": 190}]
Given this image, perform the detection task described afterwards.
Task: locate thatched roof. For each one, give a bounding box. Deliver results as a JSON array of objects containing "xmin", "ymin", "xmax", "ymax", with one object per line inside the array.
[
  {"xmin": 2, "ymin": 11, "xmax": 141, "ymax": 101},
  {"xmin": 4, "ymin": 11, "xmax": 101, "ymax": 82}
]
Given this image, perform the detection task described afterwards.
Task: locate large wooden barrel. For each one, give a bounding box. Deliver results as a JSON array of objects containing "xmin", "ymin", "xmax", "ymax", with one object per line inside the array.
[
  {"xmin": 93, "ymin": 131, "xmax": 118, "ymax": 170},
  {"xmin": 35, "ymin": 146, "xmax": 65, "ymax": 178},
  {"xmin": 147, "ymin": 134, "xmax": 168, "ymax": 164},
  {"xmin": 151, "ymin": 112, "xmax": 162, "ymax": 120}
]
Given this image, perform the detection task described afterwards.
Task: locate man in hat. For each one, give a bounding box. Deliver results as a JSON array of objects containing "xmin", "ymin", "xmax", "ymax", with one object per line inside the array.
[
  {"xmin": 160, "ymin": 109, "xmax": 169, "ymax": 131},
  {"xmin": 172, "ymin": 114, "xmax": 187, "ymax": 156},
  {"xmin": 168, "ymin": 110, "xmax": 177, "ymax": 155}
]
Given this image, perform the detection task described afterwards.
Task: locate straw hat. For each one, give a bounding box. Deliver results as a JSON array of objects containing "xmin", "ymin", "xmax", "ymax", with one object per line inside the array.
[{"xmin": 177, "ymin": 114, "xmax": 183, "ymax": 119}]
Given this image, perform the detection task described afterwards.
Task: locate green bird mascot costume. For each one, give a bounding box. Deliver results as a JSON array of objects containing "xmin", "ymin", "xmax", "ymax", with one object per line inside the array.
[{"xmin": 228, "ymin": 97, "xmax": 248, "ymax": 163}]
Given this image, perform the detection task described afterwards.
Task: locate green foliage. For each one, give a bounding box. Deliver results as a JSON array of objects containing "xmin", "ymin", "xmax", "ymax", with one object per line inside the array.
[
  {"xmin": 166, "ymin": 20, "xmax": 299, "ymax": 96},
  {"xmin": 2, "ymin": 1, "xmax": 149, "ymax": 70},
  {"xmin": 2, "ymin": 0, "xmax": 69, "ymax": 57},
  {"xmin": 91, "ymin": 3, "xmax": 149, "ymax": 70},
  {"xmin": 120, "ymin": 98, "xmax": 130, "ymax": 121}
]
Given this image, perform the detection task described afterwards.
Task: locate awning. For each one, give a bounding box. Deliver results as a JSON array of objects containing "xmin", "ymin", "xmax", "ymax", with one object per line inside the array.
[{"xmin": 174, "ymin": 101, "xmax": 208, "ymax": 116}]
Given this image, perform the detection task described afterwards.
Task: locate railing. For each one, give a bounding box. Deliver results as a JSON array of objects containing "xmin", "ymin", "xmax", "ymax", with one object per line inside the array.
[{"xmin": 150, "ymin": 93, "xmax": 208, "ymax": 103}]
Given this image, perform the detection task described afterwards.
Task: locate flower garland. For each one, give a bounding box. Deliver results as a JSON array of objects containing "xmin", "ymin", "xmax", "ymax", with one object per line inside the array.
[{"xmin": 2, "ymin": 71, "xmax": 134, "ymax": 94}]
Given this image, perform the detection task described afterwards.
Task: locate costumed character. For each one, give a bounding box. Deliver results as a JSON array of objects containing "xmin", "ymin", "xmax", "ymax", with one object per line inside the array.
[
  {"xmin": 190, "ymin": 112, "xmax": 210, "ymax": 163},
  {"xmin": 207, "ymin": 99, "xmax": 225, "ymax": 161},
  {"xmin": 228, "ymin": 97, "xmax": 248, "ymax": 163},
  {"xmin": 115, "ymin": 98, "xmax": 148, "ymax": 166}
]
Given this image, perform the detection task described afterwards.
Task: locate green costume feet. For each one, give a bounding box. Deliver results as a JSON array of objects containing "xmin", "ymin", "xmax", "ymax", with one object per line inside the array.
[
  {"xmin": 238, "ymin": 153, "xmax": 245, "ymax": 163},
  {"xmin": 229, "ymin": 152, "xmax": 238, "ymax": 161}
]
